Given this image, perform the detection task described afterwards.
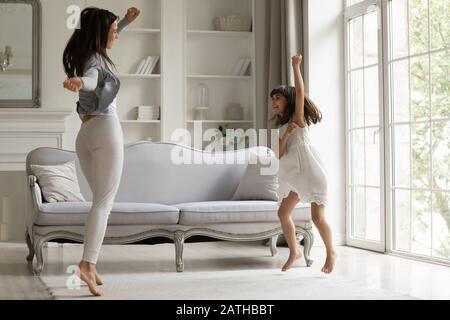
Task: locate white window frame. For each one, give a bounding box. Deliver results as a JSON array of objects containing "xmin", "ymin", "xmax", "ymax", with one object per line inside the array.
[
  {"xmin": 345, "ymin": 0, "xmax": 450, "ymax": 265},
  {"xmin": 344, "ymin": 0, "xmax": 386, "ymax": 252}
]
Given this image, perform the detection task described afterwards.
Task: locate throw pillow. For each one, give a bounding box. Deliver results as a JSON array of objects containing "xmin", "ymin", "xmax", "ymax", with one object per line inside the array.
[
  {"xmin": 232, "ymin": 155, "xmax": 279, "ymax": 201},
  {"xmin": 30, "ymin": 161, "xmax": 86, "ymax": 203}
]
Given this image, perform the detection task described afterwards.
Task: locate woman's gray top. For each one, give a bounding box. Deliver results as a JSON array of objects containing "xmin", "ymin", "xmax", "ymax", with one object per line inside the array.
[{"xmin": 76, "ymin": 16, "xmax": 131, "ymax": 116}]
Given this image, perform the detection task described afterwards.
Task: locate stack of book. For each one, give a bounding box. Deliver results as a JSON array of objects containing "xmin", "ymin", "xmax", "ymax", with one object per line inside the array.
[
  {"xmin": 135, "ymin": 56, "xmax": 160, "ymax": 75},
  {"xmin": 136, "ymin": 105, "xmax": 160, "ymax": 120},
  {"xmin": 231, "ymin": 57, "xmax": 251, "ymax": 76}
]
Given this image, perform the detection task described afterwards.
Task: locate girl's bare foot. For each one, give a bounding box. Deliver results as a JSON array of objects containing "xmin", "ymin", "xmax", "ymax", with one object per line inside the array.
[
  {"xmin": 281, "ymin": 251, "xmax": 302, "ymax": 272},
  {"xmin": 78, "ymin": 261, "xmax": 103, "ymax": 296},
  {"xmin": 321, "ymin": 252, "xmax": 336, "ymax": 274}
]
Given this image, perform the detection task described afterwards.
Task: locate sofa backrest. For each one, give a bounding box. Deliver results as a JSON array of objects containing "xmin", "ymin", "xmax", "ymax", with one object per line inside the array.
[{"xmin": 26, "ymin": 142, "xmax": 275, "ymax": 205}]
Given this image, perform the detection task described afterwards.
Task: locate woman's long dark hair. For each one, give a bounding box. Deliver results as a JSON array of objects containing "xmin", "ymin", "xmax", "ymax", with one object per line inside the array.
[
  {"xmin": 270, "ymin": 85, "xmax": 322, "ymax": 127},
  {"xmin": 63, "ymin": 7, "xmax": 119, "ymax": 78}
]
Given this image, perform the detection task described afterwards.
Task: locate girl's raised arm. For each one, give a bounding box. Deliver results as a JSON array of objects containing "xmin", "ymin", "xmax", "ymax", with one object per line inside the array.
[{"xmin": 292, "ymin": 54, "xmax": 307, "ymax": 128}]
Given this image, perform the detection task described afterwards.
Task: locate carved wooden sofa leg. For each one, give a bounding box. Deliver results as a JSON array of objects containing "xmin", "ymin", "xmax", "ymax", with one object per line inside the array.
[
  {"xmin": 25, "ymin": 230, "xmax": 35, "ymax": 263},
  {"xmin": 174, "ymin": 231, "xmax": 185, "ymax": 272},
  {"xmin": 297, "ymin": 228, "xmax": 314, "ymax": 267},
  {"xmin": 33, "ymin": 234, "xmax": 46, "ymax": 275},
  {"xmin": 269, "ymin": 235, "xmax": 278, "ymax": 256}
]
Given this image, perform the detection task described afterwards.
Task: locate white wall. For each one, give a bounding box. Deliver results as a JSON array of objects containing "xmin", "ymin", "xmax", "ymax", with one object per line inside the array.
[
  {"xmin": 0, "ymin": 173, "xmax": 27, "ymax": 242},
  {"xmin": 40, "ymin": 0, "xmax": 85, "ymax": 150},
  {"xmin": 0, "ymin": 0, "xmax": 82, "ymax": 242},
  {"xmin": 0, "ymin": 0, "xmax": 346, "ymax": 243},
  {"xmin": 305, "ymin": 0, "xmax": 346, "ymax": 244}
]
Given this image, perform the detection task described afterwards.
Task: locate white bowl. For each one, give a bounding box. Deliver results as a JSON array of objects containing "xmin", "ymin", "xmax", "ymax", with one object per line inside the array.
[{"xmin": 213, "ymin": 15, "xmax": 251, "ymax": 32}]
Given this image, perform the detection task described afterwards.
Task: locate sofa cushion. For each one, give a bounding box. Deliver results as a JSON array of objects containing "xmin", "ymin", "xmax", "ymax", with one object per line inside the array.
[
  {"xmin": 176, "ymin": 201, "xmax": 311, "ymax": 225},
  {"xmin": 35, "ymin": 202, "xmax": 180, "ymax": 226}
]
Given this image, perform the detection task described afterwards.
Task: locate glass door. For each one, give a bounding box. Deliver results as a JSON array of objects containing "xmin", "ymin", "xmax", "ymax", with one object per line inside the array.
[
  {"xmin": 345, "ymin": 0, "xmax": 385, "ymax": 251},
  {"xmin": 388, "ymin": 0, "xmax": 450, "ymax": 263}
]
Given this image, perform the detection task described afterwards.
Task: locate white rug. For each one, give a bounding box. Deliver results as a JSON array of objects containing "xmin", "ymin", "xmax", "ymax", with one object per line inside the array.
[
  {"xmin": 38, "ymin": 242, "xmax": 415, "ymax": 300},
  {"xmin": 41, "ymin": 268, "xmax": 415, "ymax": 300}
]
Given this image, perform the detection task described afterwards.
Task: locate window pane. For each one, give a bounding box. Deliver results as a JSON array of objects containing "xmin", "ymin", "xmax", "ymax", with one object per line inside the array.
[
  {"xmin": 350, "ymin": 16, "xmax": 363, "ymax": 69},
  {"xmin": 392, "ymin": 60, "xmax": 410, "ymax": 122},
  {"xmin": 409, "ymin": 0, "xmax": 429, "ymax": 55},
  {"xmin": 365, "ymin": 66, "xmax": 380, "ymax": 126},
  {"xmin": 412, "ymin": 123, "xmax": 430, "ymax": 188},
  {"xmin": 352, "ymin": 129, "xmax": 365, "ymax": 185},
  {"xmin": 364, "ymin": 10, "xmax": 379, "ymax": 66},
  {"xmin": 391, "ymin": 0, "xmax": 409, "ymax": 59},
  {"xmin": 366, "ymin": 127, "xmax": 380, "ymax": 186},
  {"xmin": 410, "ymin": 56, "xmax": 430, "ymax": 121},
  {"xmin": 395, "ymin": 189, "xmax": 411, "ymax": 252},
  {"xmin": 394, "ymin": 125, "xmax": 411, "ymax": 187},
  {"xmin": 351, "ymin": 70, "xmax": 364, "ymax": 128},
  {"xmin": 432, "ymin": 192, "xmax": 450, "ymax": 259},
  {"xmin": 432, "ymin": 122, "xmax": 450, "ymax": 190},
  {"xmin": 366, "ymin": 187, "xmax": 381, "ymax": 241},
  {"xmin": 353, "ymin": 187, "xmax": 366, "ymax": 239},
  {"xmin": 411, "ymin": 190, "xmax": 431, "ymax": 256},
  {"xmin": 431, "ymin": 50, "xmax": 450, "ymax": 120},
  {"xmin": 430, "ymin": 0, "xmax": 450, "ymax": 50}
]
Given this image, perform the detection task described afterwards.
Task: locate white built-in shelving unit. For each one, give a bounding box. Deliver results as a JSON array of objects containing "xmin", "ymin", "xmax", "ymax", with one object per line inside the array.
[{"xmin": 184, "ymin": 0, "xmax": 256, "ymax": 149}]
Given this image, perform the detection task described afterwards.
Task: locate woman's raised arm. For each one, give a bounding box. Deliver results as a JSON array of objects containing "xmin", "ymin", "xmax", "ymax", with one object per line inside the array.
[{"xmin": 118, "ymin": 7, "xmax": 141, "ymax": 33}]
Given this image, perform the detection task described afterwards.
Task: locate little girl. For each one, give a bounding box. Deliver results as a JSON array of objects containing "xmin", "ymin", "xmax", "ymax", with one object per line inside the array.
[{"xmin": 272, "ymin": 54, "xmax": 336, "ymax": 274}]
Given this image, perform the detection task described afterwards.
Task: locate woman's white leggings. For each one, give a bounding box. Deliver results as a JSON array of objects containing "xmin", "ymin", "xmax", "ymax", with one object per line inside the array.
[{"xmin": 75, "ymin": 115, "xmax": 124, "ymax": 264}]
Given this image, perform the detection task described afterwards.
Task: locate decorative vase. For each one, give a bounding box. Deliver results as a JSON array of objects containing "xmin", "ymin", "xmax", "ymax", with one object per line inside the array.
[
  {"xmin": 226, "ymin": 103, "xmax": 244, "ymax": 120},
  {"xmin": 194, "ymin": 107, "xmax": 209, "ymax": 121}
]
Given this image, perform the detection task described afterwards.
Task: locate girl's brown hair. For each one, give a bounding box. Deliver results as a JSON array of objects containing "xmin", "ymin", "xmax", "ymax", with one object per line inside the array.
[{"xmin": 270, "ymin": 85, "xmax": 322, "ymax": 127}]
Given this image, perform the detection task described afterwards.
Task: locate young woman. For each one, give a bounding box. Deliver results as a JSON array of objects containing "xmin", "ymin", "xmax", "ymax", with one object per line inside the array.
[{"xmin": 62, "ymin": 6, "xmax": 140, "ymax": 296}]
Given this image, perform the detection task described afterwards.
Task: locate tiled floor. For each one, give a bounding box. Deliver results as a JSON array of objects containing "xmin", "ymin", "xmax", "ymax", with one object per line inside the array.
[{"xmin": 0, "ymin": 241, "xmax": 449, "ymax": 300}]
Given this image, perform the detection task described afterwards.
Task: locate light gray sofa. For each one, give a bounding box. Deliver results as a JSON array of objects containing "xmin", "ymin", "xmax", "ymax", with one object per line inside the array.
[{"xmin": 25, "ymin": 142, "xmax": 314, "ymax": 275}]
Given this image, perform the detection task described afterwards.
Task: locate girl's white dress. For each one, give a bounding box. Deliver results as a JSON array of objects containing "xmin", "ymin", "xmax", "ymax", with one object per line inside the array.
[{"xmin": 277, "ymin": 123, "xmax": 328, "ymax": 205}]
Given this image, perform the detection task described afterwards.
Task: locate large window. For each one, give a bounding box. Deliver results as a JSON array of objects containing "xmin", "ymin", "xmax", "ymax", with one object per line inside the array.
[
  {"xmin": 388, "ymin": 0, "xmax": 449, "ymax": 261},
  {"xmin": 345, "ymin": 0, "xmax": 449, "ymax": 263}
]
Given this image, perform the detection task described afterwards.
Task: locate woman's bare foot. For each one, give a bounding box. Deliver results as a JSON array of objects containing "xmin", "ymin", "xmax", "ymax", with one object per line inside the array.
[
  {"xmin": 78, "ymin": 261, "xmax": 103, "ymax": 296},
  {"xmin": 321, "ymin": 252, "xmax": 336, "ymax": 274},
  {"xmin": 281, "ymin": 251, "xmax": 302, "ymax": 272}
]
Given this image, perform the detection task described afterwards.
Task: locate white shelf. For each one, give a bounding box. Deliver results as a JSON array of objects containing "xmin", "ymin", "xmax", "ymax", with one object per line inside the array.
[
  {"xmin": 121, "ymin": 120, "xmax": 161, "ymax": 124},
  {"xmin": 187, "ymin": 75, "xmax": 252, "ymax": 80},
  {"xmin": 119, "ymin": 74, "xmax": 161, "ymax": 79},
  {"xmin": 184, "ymin": 0, "xmax": 256, "ymax": 151},
  {"xmin": 123, "ymin": 28, "xmax": 161, "ymax": 34},
  {"xmin": 86, "ymin": 0, "xmax": 162, "ymax": 145},
  {"xmin": 187, "ymin": 30, "xmax": 252, "ymax": 37},
  {"xmin": 187, "ymin": 120, "xmax": 254, "ymax": 124},
  {"xmin": 1, "ymin": 69, "xmax": 32, "ymax": 75}
]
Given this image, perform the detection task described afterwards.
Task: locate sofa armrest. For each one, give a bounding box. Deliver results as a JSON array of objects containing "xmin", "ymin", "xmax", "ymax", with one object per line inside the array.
[
  {"xmin": 28, "ymin": 175, "xmax": 36, "ymax": 188},
  {"xmin": 28, "ymin": 174, "xmax": 43, "ymax": 209}
]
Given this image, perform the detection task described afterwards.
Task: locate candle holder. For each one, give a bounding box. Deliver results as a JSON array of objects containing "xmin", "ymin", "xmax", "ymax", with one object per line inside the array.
[{"xmin": 193, "ymin": 83, "xmax": 210, "ymax": 120}]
